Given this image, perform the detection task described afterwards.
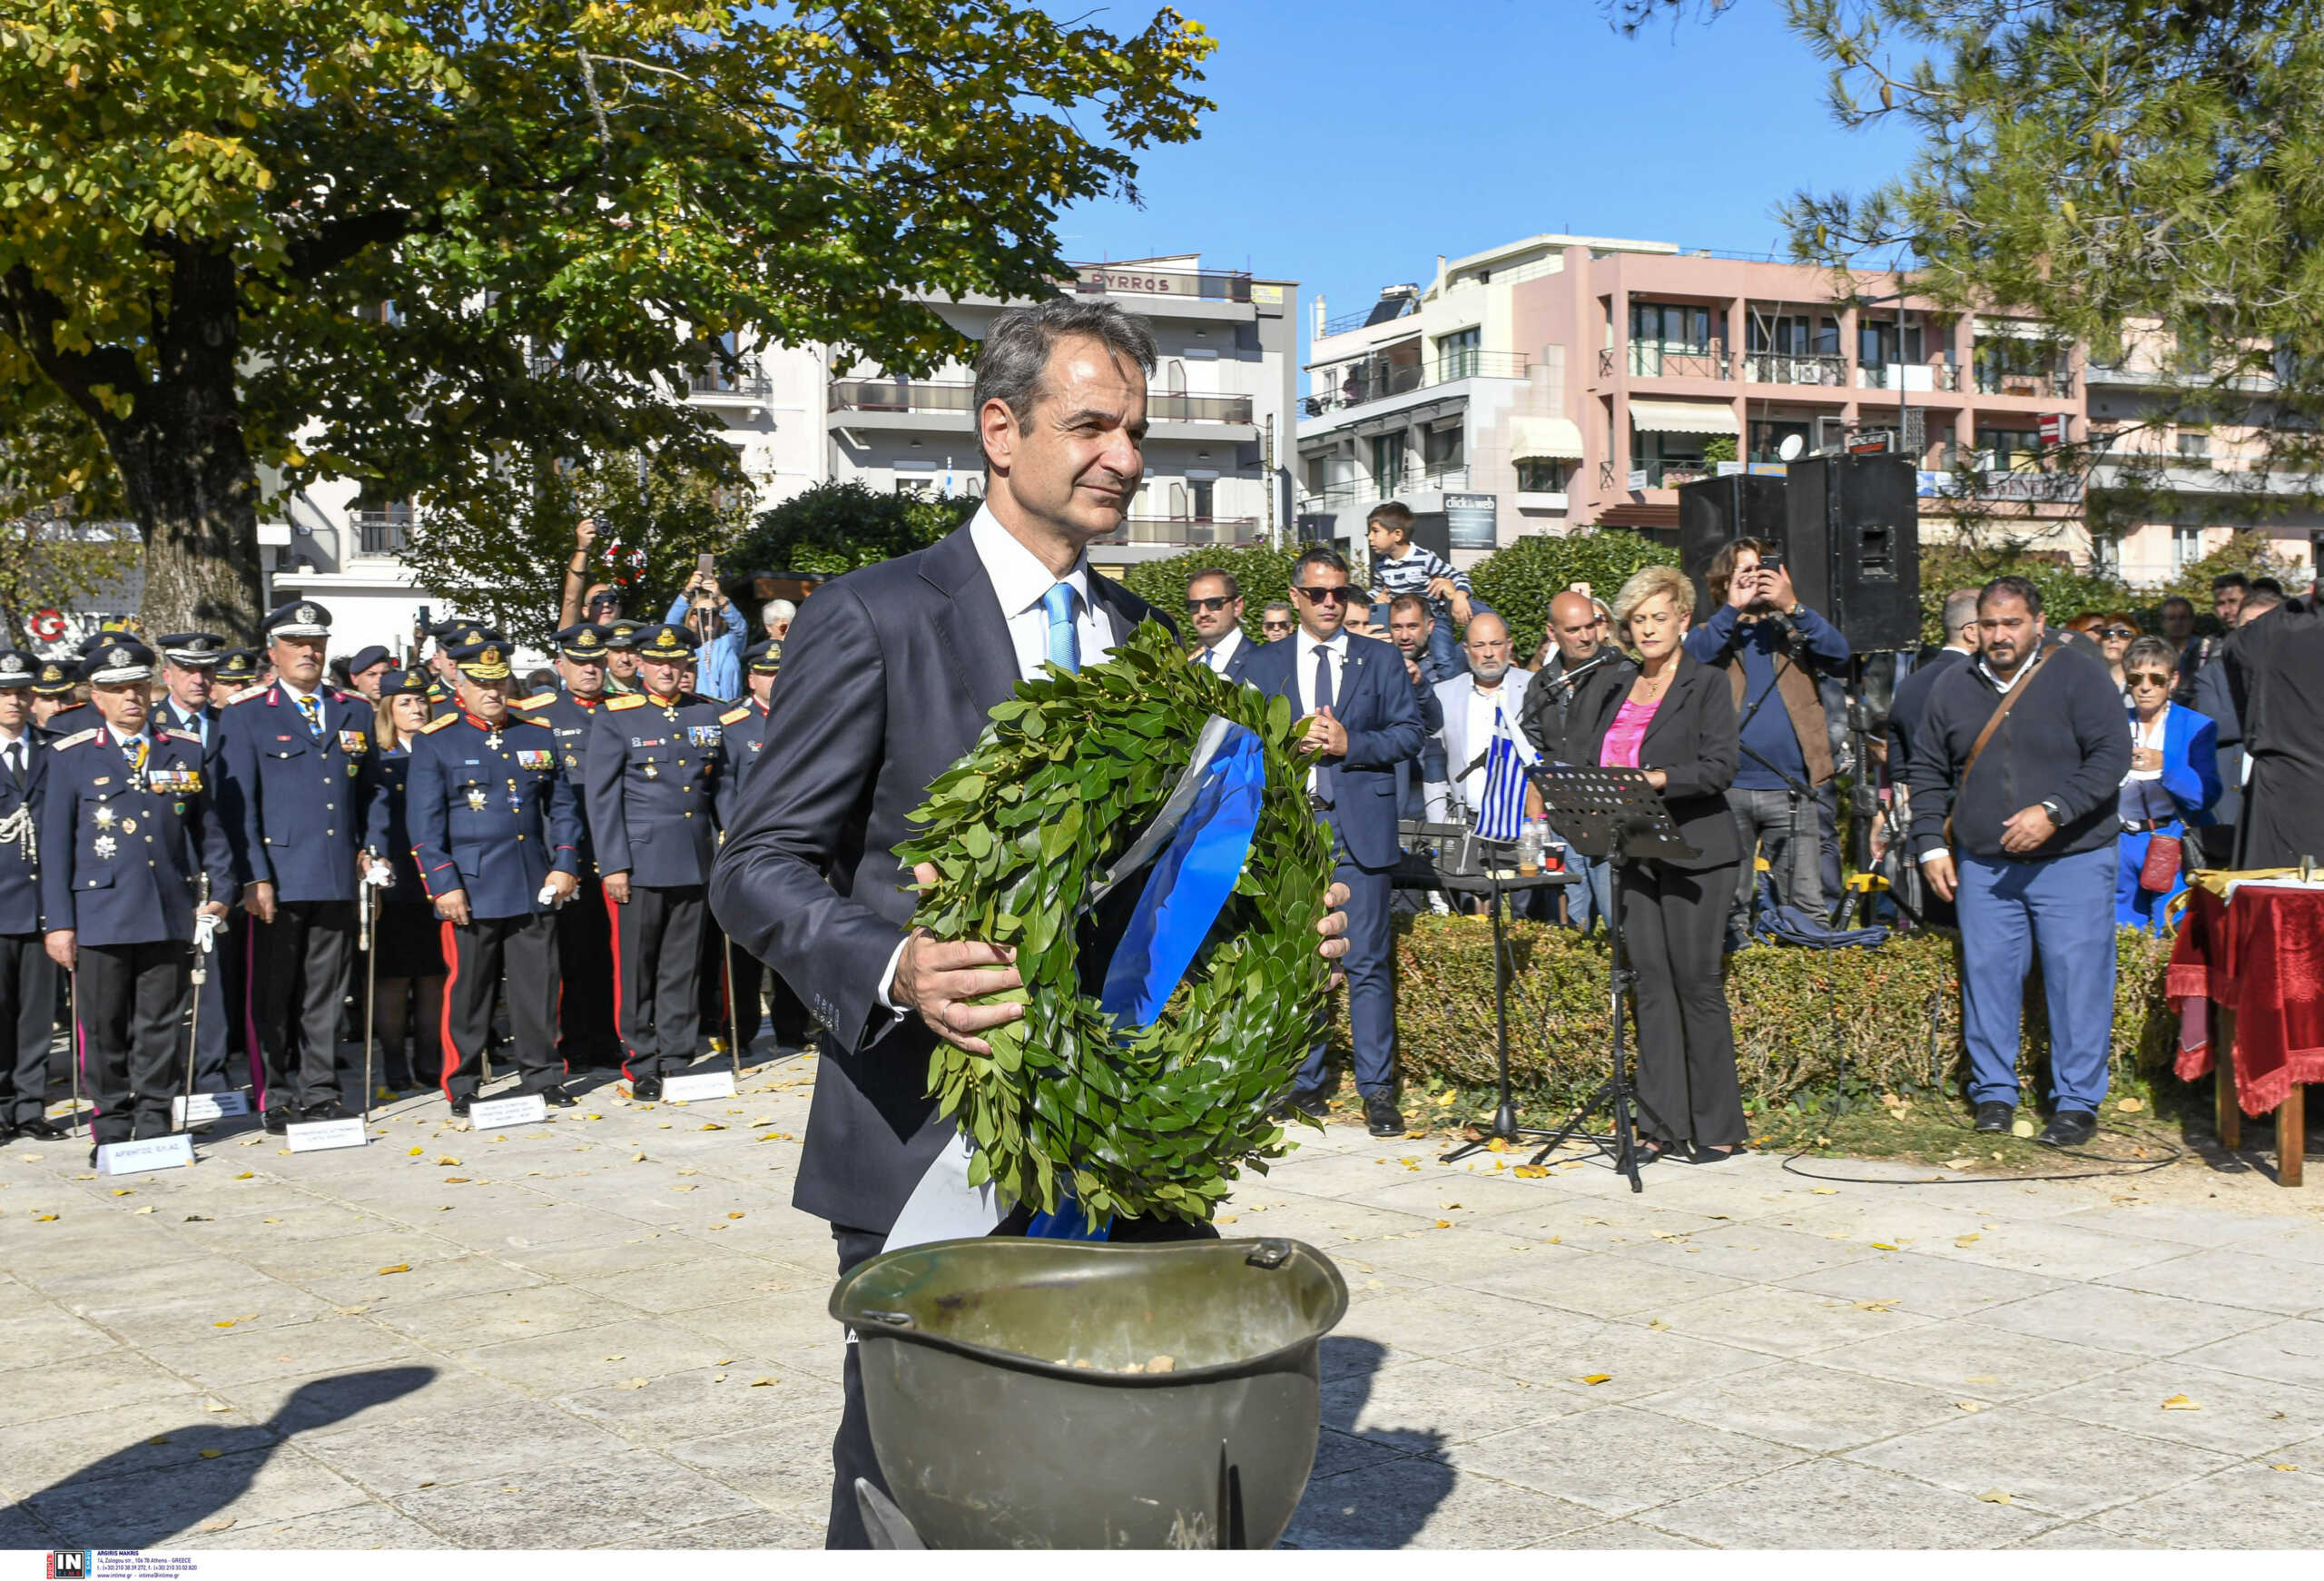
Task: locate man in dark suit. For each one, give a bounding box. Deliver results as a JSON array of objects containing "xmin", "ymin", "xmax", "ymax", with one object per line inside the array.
[
  {"xmin": 710, "ymin": 298, "xmax": 1348, "ymax": 1548},
  {"xmin": 0, "ymin": 651, "xmax": 61, "ymax": 1143},
  {"xmin": 153, "ymin": 631, "xmax": 240, "ymax": 1097},
  {"xmin": 713, "ymin": 639, "xmax": 789, "ymax": 1053},
  {"xmin": 1184, "ymin": 567, "xmax": 1255, "ymax": 681},
  {"xmin": 215, "ymin": 601, "xmax": 379, "ymax": 1131},
  {"xmin": 1242, "ymin": 543, "xmax": 1425, "ymax": 1138}
]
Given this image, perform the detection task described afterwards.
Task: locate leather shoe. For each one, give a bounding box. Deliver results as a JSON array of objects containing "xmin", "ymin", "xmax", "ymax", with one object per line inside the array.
[
  {"xmin": 261, "ymin": 1108, "xmax": 293, "ymax": 1135},
  {"xmin": 1364, "ymin": 1092, "xmax": 1405, "ymax": 1138},
  {"xmin": 18, "ymin": 1117, "xmax": 66, "ymax": 1141},
  {"xmin": 1973, "ymin": 1102, "xmax": 2015, "ymax": 1133},
  {"xmin": 448, "ymin": 1094, "xmax": 473, "ymax": 1119},
  {"xmin": 304, "ymin": 1100, "xmax": 351, "ymax": 1123},
  {"xmin": 537, "ymin": 1083, "xmax": 577, "ymax": 1109},
  {"xmin": 629, "ymin": 1075, "xmax": 664, "ymax": 1102},
  {"xmin": 1275, "ymin": 1086, "xmax": 1328, "ymax": 1122},
  {"xmin": 2038, "ymin": 1109, "xmax": 2098, "ymax": 1149}
]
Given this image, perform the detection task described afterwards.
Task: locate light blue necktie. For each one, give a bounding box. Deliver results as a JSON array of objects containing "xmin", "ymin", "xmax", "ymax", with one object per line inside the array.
[{"xmin": 1040, "ymin": 582, "xmax": 1079, "ymax": 675}]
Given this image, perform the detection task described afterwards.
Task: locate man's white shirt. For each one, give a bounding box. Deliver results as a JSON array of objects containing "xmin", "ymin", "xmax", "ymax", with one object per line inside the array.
[
  {"xmin": 1461, "ymin": 680, "xmax": 1516, "ymax": 811},
  {"xmin": 1295, "ymin": 630, "xmax": 1350, "ymax": 797},
  {"xmin": 1195, "ymin": 626, "xmax": 1246, "ymax": 674}
]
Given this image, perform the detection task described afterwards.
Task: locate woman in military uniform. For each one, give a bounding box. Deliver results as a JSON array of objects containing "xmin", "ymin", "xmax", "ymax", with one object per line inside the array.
[{"xmin": 364, "ymin": 669, "xmax": 447, "ymax": 1092}]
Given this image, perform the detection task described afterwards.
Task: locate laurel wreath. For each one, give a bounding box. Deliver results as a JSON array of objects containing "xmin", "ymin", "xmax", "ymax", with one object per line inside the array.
[{"xmin": 895, "ymin": 618, "xmax": 1336, "ymax": 1225}]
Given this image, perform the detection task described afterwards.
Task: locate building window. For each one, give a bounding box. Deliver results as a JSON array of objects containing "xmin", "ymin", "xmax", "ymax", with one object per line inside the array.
[
  {"xmin": 1190, "ymin": 479, "xmax": 1215, "ymax": 519},
  {"xmin": 1422, "ymin": 424, "xmax": 1463, "ymax": 469},
  {"xmin": 1630, "ymin": 430, "xmax": 1709, "ymax": 488},
  {"xmin": 1748, "ymin": 420, "xmax": 1811, "ymax": 464},
  {"xmin": 1437, "ymin": 328, "xmax": 1481, "ymax": 380},
  {"xmin": 1515, "ymin": 459, "xmax": 1573, "ymax": 493},
  {"xmin": 1974, "ymin": 427, "xmax": 2041, "ymax": 473},
  {"xmin": 2173, "ymin": 524, "xmax": 2206, "ymax": 571},
  {"xmin": 2176, "ymin": 430, "xmax": 2211, "ymax": 465},
  {"xmin": 1370, "ymin": 433, "xmax": 1404, "ymax": 497},
  {"xmin": 1746, "ymin": 313, "xmax": 1840, "ymax": 356},
  {"xmin": 2091, "ymin": 533, "xmax": 2122, "ymax": 575}
]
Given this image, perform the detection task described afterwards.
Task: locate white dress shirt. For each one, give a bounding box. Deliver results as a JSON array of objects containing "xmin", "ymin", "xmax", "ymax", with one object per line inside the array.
[
  {"xmin": 1460, "ymin": 680, "xmax": 1519, "ymax": 810},
  {"xmin": 0, "ymin": 725, "xmax": 27, "ymax": 784},
  {"xmin": 1295, "ymin": 630, "xmax": 1350, "ymax": 797},
  {"xmin": 880, "ymin": 507, "xmax": 1117, "ymax": 1013},
  {"xmin": 970, "ymin": 505, "xmax": 1113, "ymax": 681},
  {"xmin": 1196, "ymin": 627, "xmax": 1246, "ymax": 675}
]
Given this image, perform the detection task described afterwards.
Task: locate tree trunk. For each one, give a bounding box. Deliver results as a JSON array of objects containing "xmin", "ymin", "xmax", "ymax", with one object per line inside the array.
[{"xmin": 89, "ymin": 244, "xmax": 265, "ymax": 643}]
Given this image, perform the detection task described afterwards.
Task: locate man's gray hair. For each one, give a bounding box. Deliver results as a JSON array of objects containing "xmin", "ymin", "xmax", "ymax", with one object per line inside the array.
[
  {"xmin": 971, "ymin": 298, "xmax": 1158, "ymax": 464},
  {"xmin": 1943, "ymin": 588, "xmax": 1982, "ymax": 637},
  {"xmin": 761, "ymin": 598, "xmax": 797, "ymax": 624}
]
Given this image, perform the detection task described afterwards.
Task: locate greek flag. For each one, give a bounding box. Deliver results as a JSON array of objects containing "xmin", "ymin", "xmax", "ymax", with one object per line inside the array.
[{"xmin": 1473, "ymin": 703, "xmax": 1531, "ymax": 844}]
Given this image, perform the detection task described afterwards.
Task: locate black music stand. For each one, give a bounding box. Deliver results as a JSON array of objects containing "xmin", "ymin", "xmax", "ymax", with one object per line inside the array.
[
  {"xmin": 1419, "ymin": 840, "xmax": 1571, "ymax": 1166},
  {"xmin": 1520, "ymin": 766, "xmax": 1696, "ymax": 1193}
]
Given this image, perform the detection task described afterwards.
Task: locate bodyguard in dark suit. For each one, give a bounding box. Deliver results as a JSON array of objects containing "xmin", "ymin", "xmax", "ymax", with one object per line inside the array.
[
  {"xmin": 1561, "ymin": 567, "xmax": 1746, "ymax": 1162},
  {"xmin": 39, "ymin": 640, "xmax": 235, "ymax": 1151},
  {"xmin": 215, "ymin": 601, "xmax": 379, "ymax": 1130},
  {"xmin": 406, "ymin": 639, "xmax": 583, "ymax": 1113},
  {"xmin": 1239, "ymin": 543, "xmax": 1425, "ymax": 1137},
  {"xmin": 0, "ymin": 652, "xmax": 61, "ymax": 1142},
  {"xmin": 709, "ymin": 299, "xmax": 1351, "ymax": 1547},
  {"xmin": 1184, "ymin": 567, "xmax": 1256, "ymax": 682},
  {"xmin": 586, "ymin": 624, "xmax": 725, "ymax": 1098},
  {"xmin": 510, "ymin": 623, "xmax": 621, "ymax": 1072}
]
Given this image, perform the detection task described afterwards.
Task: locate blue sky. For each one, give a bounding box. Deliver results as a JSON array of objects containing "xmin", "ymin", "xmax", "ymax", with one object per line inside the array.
[{"xmin": 1065, "ymin": 0, "xmax": 1925, "ymax": 342}]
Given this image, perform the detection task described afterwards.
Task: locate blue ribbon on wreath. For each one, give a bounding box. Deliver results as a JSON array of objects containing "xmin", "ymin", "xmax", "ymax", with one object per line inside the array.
[{"xmin": 1025, "ymin": 724, "xmax": 1265, "ymax": 1240}]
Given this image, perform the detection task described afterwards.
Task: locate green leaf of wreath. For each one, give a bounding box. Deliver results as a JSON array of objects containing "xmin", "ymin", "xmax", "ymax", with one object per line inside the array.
[{"xmin": 895, "ymin": 618, "xmax": 1336, "ymax": 1224}]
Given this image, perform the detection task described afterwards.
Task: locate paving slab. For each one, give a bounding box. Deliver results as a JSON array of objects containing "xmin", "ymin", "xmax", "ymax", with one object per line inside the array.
[{"xmin": 1844, "ymin": 1407, "xmax": 2238, "ymax": 1517}]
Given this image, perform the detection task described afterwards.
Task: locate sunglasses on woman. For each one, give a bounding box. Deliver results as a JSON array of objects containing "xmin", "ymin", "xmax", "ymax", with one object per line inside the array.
[
  {"xmin": 2126, "ymin": 670, "xmax": 2172, "ymax": 687},
  {"xmin": 1296, "ymin": 586, "xmax": 1357, "ymax": 605},
  {"xmin": 2098, "ymin": 626, "xmax": 2136, "ymax": 640}
]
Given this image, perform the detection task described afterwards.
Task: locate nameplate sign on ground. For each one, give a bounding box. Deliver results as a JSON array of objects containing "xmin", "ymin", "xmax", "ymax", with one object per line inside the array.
[
  {"xmin": 97, "ymin": 1135, "xmax": 194, "ymax": 1175},
  {"xmin": 662, "ymin": 1071, "xmax": 738, "ymax": 1102},
  {"xmin": 468, "ymin": 1093, "xmax": 549, "ymax": 1131},
  {"xmin": 285, "ymin": 1118, "xmax": 368, "ymax": 1153},
  {"xmin": 172, "ymin": 1091, "xmax": 251, "ymax": 1126}
]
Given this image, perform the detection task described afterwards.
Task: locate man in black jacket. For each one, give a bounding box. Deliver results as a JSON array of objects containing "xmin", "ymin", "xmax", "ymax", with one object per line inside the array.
[{"xmin": 1907, "ymin": 577, "xmax": 2131, "ymax": 1148}]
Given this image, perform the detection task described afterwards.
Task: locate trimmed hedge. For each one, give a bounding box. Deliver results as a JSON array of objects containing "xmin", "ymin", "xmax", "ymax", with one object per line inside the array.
[{"xmin": 1329, "ymin": 915, "xmax": 2178, "ymax": 1110}]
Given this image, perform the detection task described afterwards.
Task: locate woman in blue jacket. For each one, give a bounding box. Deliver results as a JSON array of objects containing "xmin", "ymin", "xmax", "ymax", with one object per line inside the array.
[{"xmin": 2117, "ymin": 637, "xmax": 2222, "ymax": 931}]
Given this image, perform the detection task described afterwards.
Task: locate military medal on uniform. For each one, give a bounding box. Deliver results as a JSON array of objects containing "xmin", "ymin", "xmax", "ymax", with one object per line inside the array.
[{"xmin": 466, "ymin": 786, "xmax": 487, "ymax": 811}]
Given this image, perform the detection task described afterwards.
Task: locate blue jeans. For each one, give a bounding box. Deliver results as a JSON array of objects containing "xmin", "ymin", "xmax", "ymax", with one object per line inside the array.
[
  {"xmin": 1955, "ymin": 845, "xmax": 2118, "ymax": 1113},
  {"xmin": 1561, "ymin": 849, "xmax": 1613, "ymax": 935}
]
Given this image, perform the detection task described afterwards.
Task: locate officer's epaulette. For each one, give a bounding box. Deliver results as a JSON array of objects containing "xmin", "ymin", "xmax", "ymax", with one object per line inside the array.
[
  {"xmin": 419, "ymin": 713, "xmax": 460, "ymax": 734},
  {"xmin": 162, "ymin": 729, "xmax": 201, "ymax": 745},
  {"xmin": 225, "ymin": 686, "xmax": 270, "ymax": 705},
  {"xmin": 719, "ymin": 704, "xmax": 752, "ymax": 726},
  {"xmin": 510, "ymin": 692, "xmax": 557, "ymax": 712},
  {"xmin": 606, "ymin": 694, "xmax": 649, "ymax": 711},
  {"xmin": 50, "ymin": 728, "xmax": 98, "ymax": 750}
]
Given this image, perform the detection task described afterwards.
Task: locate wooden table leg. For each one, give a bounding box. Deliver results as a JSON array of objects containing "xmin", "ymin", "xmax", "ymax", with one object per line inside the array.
[
  {"xmin": 2280, "ymin": 1085, "xmax": 2304, "ymax": 1188},
  {"xmin": 2216, "ymin": 1002, "xmax": 2241, "ymax": 1152}
]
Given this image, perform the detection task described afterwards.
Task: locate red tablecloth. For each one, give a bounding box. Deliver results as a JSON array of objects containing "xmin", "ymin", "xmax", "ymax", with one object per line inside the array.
[{"xmin": 2169, "ymin": 884, "xmax": 2324, "ymax": 1114}]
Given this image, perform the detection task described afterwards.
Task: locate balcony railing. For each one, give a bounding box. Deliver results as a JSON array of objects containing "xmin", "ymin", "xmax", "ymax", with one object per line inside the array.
[
  {"xmin": 1319, "ymin": 298, "xmax": 1417, "ymax": 337},
  {"xmin": 828, "ymin": 380, "xmax": 1251, "ymax": 424},
  {"xmin": 1301, "ymin": 351, "xmax": 1528, "ymax": 416},
  {"xmin": 1856, "ymin": 361, "xmax": 1963, "ymax": 392},
  {"xmin": 1742, "ymin": 351, "xmax": 1848, "ymax": 387},
  {"xmin": 1612, "ymin": 342, "xmax": 1732, "ymax": 381},
  {"xmin": 689, "ymin": 369, "xmax": 773, "ymax": 402},
  {"xmin": 1295, "ymin": 462, "xmax": 1467, "ymax": 513},
  {"xmin": 353, "ymin": 510, "xmax": 409, "ymax": 557},
  {"xmin": 1625, "ymin": 458, "xmax": 1716, "ymax": 489},
  {"xmin": 1093, "ymin": 516, "xmax": 1265, "ymax": 547},
  {"xmin": 1974, "ymin": 368, "xmax": 2076, "ymax": 398},
  {"xmin": 1071, "ymin": 263, "xmax": 1252, "ymax": 303}
]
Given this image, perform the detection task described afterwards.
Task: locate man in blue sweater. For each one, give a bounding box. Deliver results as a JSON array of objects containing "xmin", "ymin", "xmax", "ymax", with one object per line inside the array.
[
  {"xmin": 1906, "ymin": 577, "xmax": 2132, "ymax": 1148},
  {"xmin": 1683, "ymin": 539, "xmax": 1850, "ymax": 942}
]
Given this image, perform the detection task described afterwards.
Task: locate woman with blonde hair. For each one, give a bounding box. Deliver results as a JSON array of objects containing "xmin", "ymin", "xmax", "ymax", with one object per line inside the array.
[{"xmin": 1558, "ymin": 564, "xmax": 1746, "ymax": 1163}]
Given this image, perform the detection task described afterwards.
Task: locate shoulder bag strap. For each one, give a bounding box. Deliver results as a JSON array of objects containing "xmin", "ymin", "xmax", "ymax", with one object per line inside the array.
[{"xmin": 1945, "ymin": 648, "xmax": 2048, "ymax": 845}]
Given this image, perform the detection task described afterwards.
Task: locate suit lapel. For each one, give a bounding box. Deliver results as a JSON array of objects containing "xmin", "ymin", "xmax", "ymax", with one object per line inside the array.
[
  {"xmin": 1639, "ymin": 657, "xmax": 1695, "ymax": 757},
  {"xmin": 921, "ymin": 527, "xmax": 1023, "ymax": 723},
  {"xmin": 1089, "ymin": 570, "xmax": 1147, "ymax": 650}
]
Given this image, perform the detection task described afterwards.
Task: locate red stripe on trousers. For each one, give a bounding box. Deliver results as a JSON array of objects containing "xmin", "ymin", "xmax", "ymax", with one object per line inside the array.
[
  {"xmin": 437, "ymin": 918, "xmax": 461, "ymax": 1099},
  {"xmin": 605, "ymin": 887, "xmax": 635, "ymax": 1084}
]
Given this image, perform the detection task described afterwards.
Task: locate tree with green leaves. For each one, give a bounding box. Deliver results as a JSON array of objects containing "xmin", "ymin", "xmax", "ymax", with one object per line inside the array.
[
  {"xmin": 0, "ymin": 0, "xmax": 1216, "ymax": 639},
  {"xmin": 724, "ymin": 480, "xmax": 974, "ymax": 582},
  {"xmin": 1117, "ymin": 542, "xmax": 1304, "ymax": 643},
  {"xmin": 1467, "ymin": 528, "xmax": 1678, "ymax": 661}
]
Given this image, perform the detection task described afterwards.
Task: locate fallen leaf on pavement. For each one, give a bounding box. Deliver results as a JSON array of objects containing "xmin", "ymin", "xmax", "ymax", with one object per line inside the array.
[
  {"xmin": 199, "ymin": 1519, "xmax": 234, "ymax": 1533},
  {"xmin": 1572, "ymin": 1373, "xmax": 1611, "ymax": 1385},
  {"xmin": 2162, "ymin": 1394, "xmax": 2201, "ymax": 1410},
  {"xmin": 1977, "ymin": 1488, "xmax": 2011, "ymax": 1505},
  {"xmin": 1811, "ymin": 1187, "xmax": 1837, "ymax": 1195},
  {"xmin": 199, "ymin": 1449, "xmax": 223, "ymax": 1459},
  {"xmin": 1956, "ymin": 1400, "xmax": 1985, "ymax": 1412},
  {"xmin": 377, "ymin": 1264, "xmax": 410, "ymax": 1276},
  {"xmin": 751, "ymin": 1377, "xmax": 777, "ymax": 1387}
]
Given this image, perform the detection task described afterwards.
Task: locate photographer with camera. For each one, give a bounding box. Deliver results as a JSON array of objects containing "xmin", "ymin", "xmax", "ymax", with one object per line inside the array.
[
  {"xmin": 1683, "ymin": 539, "xmax": 1849, "ymax": 946},
  {"xmin": 665, "ymin": 559, "xmax": 747, "ymax": 703}
]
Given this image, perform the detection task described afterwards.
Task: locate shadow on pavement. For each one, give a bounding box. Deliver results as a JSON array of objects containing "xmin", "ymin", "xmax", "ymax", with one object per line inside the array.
[{"xmin": 1288, "ymin": 1336, "xmax": 1454, "ymax": 1548}]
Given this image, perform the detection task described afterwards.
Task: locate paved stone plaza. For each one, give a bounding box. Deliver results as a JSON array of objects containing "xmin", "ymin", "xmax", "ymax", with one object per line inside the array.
[{"xmin": 6, "ymin": 1055, "xmax": 2324, "ymax": 1550}]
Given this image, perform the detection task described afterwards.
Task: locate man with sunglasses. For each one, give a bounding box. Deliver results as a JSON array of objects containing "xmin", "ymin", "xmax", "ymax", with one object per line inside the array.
[
  {"xmin": 1242, "ymin": 545, "xmax": 1425, "ymax": 1137},
  {"xmin": 1184, "ymin": 568, "xmax": 1253, "ymax": 682},
  {"xmin": 1258, "ymin": 603, "xmax": 1296, "ymax": 642}
]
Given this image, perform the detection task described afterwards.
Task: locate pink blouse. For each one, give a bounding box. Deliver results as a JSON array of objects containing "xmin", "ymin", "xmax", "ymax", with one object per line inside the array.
[{"xmin": 1600, "ymin": 699, "xmax": 1659, "ymax": 769}]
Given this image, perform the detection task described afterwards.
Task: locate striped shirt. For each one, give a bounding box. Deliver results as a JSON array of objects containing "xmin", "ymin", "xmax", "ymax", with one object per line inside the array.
[{"xmin": 1371, "ymin": 543, "xmax": 1470, "ymax": 618}]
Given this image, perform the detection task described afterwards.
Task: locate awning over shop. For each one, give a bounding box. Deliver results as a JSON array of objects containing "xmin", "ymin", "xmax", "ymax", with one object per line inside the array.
[
  {"xmin": 1628, "ymin": 399, "xmax": 1738, "ymax": 437},
  {"xmin": 1509, "ymin": 416, "xmax": 1585, "ymax": 460}
]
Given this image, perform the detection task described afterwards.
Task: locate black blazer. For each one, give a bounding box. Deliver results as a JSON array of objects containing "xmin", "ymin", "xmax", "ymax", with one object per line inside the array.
[
  {"xmin": 1561, "ymin": 651, "xmax": 1740, "ymax": 870},
  {"xmin": 709, "ymin": 523, "xmax": 1166, "ymax": 1235}
]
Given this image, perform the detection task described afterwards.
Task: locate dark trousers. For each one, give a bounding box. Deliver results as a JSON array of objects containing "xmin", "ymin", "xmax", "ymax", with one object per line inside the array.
[
  {"xmin": 439, "ymin": 912, "xmax": 563, "ymax": 1100},
  {"xmin": 76, "ymin": 939, "xmax": 191, "ymax": 1144},
  {"xmin": 554, "ymin": 877, "xmax": 621, "ymax": 1069},
  {"xmin": 1620, "ymin": 860, "xmax": 1746, "ymax": 1148},
  {"xmin": 824, "ymin": 1211, "xmax": 1220, "ymax": 1549},
  {"xmin": 610, "ymin": 884, "xmax": 706, "ymax": 1080},
  {"xmin": 1301, "ymin": 824, "xmax": 1396, "ymax": 1099},
  {"xmin": 728, "ymin": 944, "xmax": 764, "ymax": 1052},
  {"xmin": 187, "ymin": 913, "xmax": 235, "ymax": 1094},
  {"xmin": 0, "ymin": 932, "xmax": 56, "ymax": 1126},
  {"xmin": 251, "ymin": 899, "xmax": 355, "ymax": 1115}
]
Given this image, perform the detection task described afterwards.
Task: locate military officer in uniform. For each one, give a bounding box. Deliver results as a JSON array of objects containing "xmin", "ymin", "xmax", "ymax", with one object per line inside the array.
[
  {"xmin": 30, "ymin": 658, "xmax": 79, "ymax": 728},
  {"xmin": 405, "ymin": 638, "xmax": 584, "ymax": 1115},
  {"xmin": 216, "ymin": 601, "xmax": 379, "ymax": 1131},
  {"xmin": 713, "ymin": 639, "xmax": 789, "ymax": 1054},
  {"xmin": 210, "ymin": 649, "xmax": 261, "ymax": 704},
  {"xmin": 156, "ymin": 632, "xmax": 226, "ymax": 746},
  {"xmin": 0, "ymin": 651, "xmax": 63, "ymax": 1144},
  {"xmin": 601, "ymin": 618, "xmax": 644, "ymax": 696},
  {"xmin": 154, "ymin": 631, "xmax": 239, "ymax": 1097},
  {"xmin": 509, "ymin": 623, "xmax": 622, "ymax": 1072},
  {"xmin": 39, "ymin": 639, "xmax": 235, "ymax": 1157},
  {"xmin": 586, "ymin": 624, "xmax": 724, "ymax": 1099}
]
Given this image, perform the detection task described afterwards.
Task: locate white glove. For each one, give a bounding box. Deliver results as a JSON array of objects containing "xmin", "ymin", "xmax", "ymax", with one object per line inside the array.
[
  {"xmin": 363, "ymin": 861, "xmax": 396, "ymax": 890},
  {"xmin": 537, "ymin": 884, "xmax": 566, "ymax": 909},
  {"xmin": 193, "ymin": 910, "xmax": 222, "ymax": 954}
]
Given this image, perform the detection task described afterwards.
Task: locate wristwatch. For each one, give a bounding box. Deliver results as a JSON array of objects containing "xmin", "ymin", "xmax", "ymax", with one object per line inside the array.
[
  {"xmin": 1787, "ymin": 602, "xmax": 1805, "ymax": 618},
  {"xmin": 2038, "ymin": 797, "xmax": 2064, "ymax": 825}
]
